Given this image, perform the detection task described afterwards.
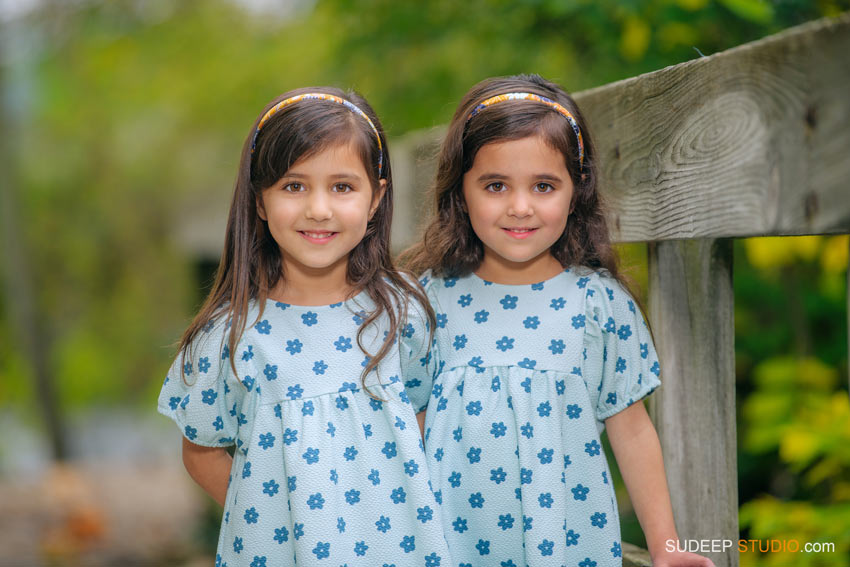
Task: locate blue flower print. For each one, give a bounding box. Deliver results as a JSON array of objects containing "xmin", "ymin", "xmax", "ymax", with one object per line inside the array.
[
  {"xmin": 334, "ymin": 336, "xmax": 352, "ymax": 352},
  {"xmin": 498, "ymin": 513, "xmax": 514, "ymax": 530},
  {"xmin": 198, "ymin": 357, "xmax": 211, "ymax": 373},
  {"xmin": 221, "ymin": 345, "xmax": 229, "ymax": 359},
  {"xmin": 468, "ymin": 356, "xmax": 484, "ymax": 371},
  {"xmin": 467, "ymin": 447, "xmax": 482, "ymax": 463},
  {"xmin": 241, "ymin": 346, "xmax": 254, "ymax": 361},
  {"xmin": 443, "ymin": 277, "xmax": 458, "ymax": 287},
  {"xmin": 548, "ymin": 339, "xmax": 565, "ymax": 355},
  {"xmin": 448, "ymin": 472, "xmax": 461, "ymax": 488},
  {"xmin": 263, "ymin": 479, "xmax": 279, "ymax": 496},
  {"xmin": 537, "ymin": 448, "xmax": 554, "ymax": 464},
  {"xmin": 523, "ymin": 316, "xmax": 540, "ymax": 329},
  {"xmin": 404, "ymin": 459, "xmax": 419, "ymax": 477},
  {"xmin": 572, "ymin": 314, "xmax": 586, "ymax": 329},
  {"xmin": 523, "ymin": 516, "xmax": 533, "ymax": 532},
  {"xmin": 345, "ymin": 489, "xmax": 361, "ymax": 505},
  {"xmin": 490, "ymin": 375, "xmax": 501, "ymax": 392},
  {"xmin": 490, "ymin": 422, "xmax": 507, "ymax": 438},
  {"xmin": 242, "ymin": 461, "xmax": 252, "ymax": 478},
  {"xmin": 490, "ymin": 467, "xmax": 507, "ymax": 484},
  {"xmin": 361, "ymin": 424, "xmax": 373, "ymax": 439},
  {"xmin": 577, "ymin": 276, "xmax": 590, "ymax": 288},
  {"xmin": 283, "ymin": 428, "xmax": 298, "ymax": 445},
  {"xmin": 352, "ymin": 310, "xmax": 366, "ymax": 325},
  {"xmin": 606, "ymin": 287, "xmax": 615, "ymax": 301},
  {"xmin": 495, "ymin": 336, "xmax": 515, "ymax": 352},
  {"xmin": 300, "ymin": 311, "xmax": 318, "ymax": 327},
  {"xmin": 285, "ymin": 339, "xmax": 302, "ymax": 355},
  {"xmin": 436, "ymin": 313, "xmax": 448, "ymax": 328},
  {"xmin": 425, "ymin": 552, "xmax": 441, "ymax": 567},
  {"xmin": 475, "ymin": 539, "xmax": 490, "ymax": 555},
  {"xmin": 302, "ymin": 447, "xmax": 320, "ymax": 464},
  {"xmin": 591, "ymin": 512, "xmax": 608, "ymax": 528},
  {"xmin": 651, "ymin": 361, "xmax": 661, "ymax": 376},
  {"xmin": 369, "ymin": 398, "xmax": 382, "ymax": 411},
  {"xmin": 518, "ymin": 358, "xmax": 537, "ymax": 369},
  {"xmin": 520, "ymin": 422, "xmax": 534, "ymax": 438},
  {"xmin": 565, "ymin": 455, "xmax": 573, "ymax": 468},
  {"xmin": 312, "ymin": 360, "xmax": 328, "ymax": 375},
  {"xmin": 466, "ymin": 400, "xmax": 483, "ymax": 416},
  {"xmin": 400, "ymin": 535, "xmax": 416, "ymax": 553},
  {"xmin": 500, "ymin": 294, "xmax": 518, "ymax": 309},
  {"xmin": 531, "ymin": 281, "xmax": 545, "ymax": 290},
  {"xmin": 612, "ymin": 542, "xmax": 622, "ymax": 557},
  {"xmin": 452, "ymin": 427, "xmax": 463, "ymax": 442},
  {"xmin": 401, "ymin": 322, "xmax": 415, "ymax": 338},
  {"xmin": 566, "ymin": 529, "xmax": 580, "ymax": 546},
  {"xmin": 287, "ymin": 476, "xmax": 296, "ymax": 491},
  {"xmin": 329, "ymin": 468, "xmax": 338, "ymax": 484},
  {"xmin": 183, "ymin": 362, "xmax": 193, "ymax": 376},
  {"xmin": 254, "ymin": 319, "xmax": 271, "ymax": 334},
  {"xmin": 538, "ymin": 539, "xmax": 555, "ymax": 556},
  {"xmin": 258, "ymin": 432, "xmax": 275, "ymax": 450},
  {"xmin": 301, "ymin": 400, "xmax": 314, "ymax": 415},
  {"xmin": 520, "ymin": 376, "xmax": 531, "ymax": 392},
  {"xmin": 286, "ymin": 384, "xmax": 304, "ymax": 400},
  {"xmin": 566, "ymin": 404, "xmax": 582, "ymax": 419},
  {"xmin": 212, "ymin": 416, "xmax": 224, "ymax": 431},
  {"xmin": 184, "ymin": 425, "xmax": 197, "ymax": 441},
  {"xmin": 604, "ymin": 316, "xmax": 617, "ymax": 334},
  {"xmin": 453, "ymin": 334, "xmax": 467, "ymax": 350},
  {"xmin": 241, "ymin": 375, "xmax": 255, "ymax": 391},
  {"xmin": 469, "ymin": 492, "xmax": 485, "ymax": 508},
  {"xmin": 274, "ymin": 526, "xmax": 289, "ymax": 544},
  {"xmin": 606, "ymin": 392, "xmax": 618, "ymax": 405},
  {"xmin": 343, "ymin": 446, "xmax": 358, "ymax": 461},
  {"xmin": 244, "ymin": 507, "xmax": 259, "ymax": 524},
  {"xmin": 417, "ymin": 506, "xmax": 434, "ymax": 523},
  {"xmin": 474, "ymin": 309, "xmax": 489, "ymax": 323},
  {"xmin": 382, "ymin": 442, "xmax": 397, "ymax": 459},
  {"xmin": 520, "ymin": 468, "xmax": 533, "ymax": 485},
  {"xmin": 168, "ymin": 396, "xmax": 181, "ymax": 410},
  {"xmin": 201, "ymin": 389, "xmax": 218, "ymax": 405},
  {"xmin": 538, "ymin": 492, "xmax": 554, "ymax": 508},
  {"xmin": 555, "ymin": 379, "xmax": 566, "ymax": 395},
  {"xmin": 616, "ymin": 356, "xmax": 627, "ymax": 373},
  {"xmin": 233, "ymin": 537, "xmax": 243, "ymax": 553},
  {"xmin": 250, "ymin": 556, "xmax": 267, "ymax": 567},
  {"xmin": 293, "ymin": 523, "xmax": 304, "ymax": 540},
  {"xmin": 335, "ymin": 396, "xmax": 348, "ymax": 411},
  {"xmin": 263, "ymin": 364, "xmax": 277, "ymax": 381},
  {"xmin": 640, "ymin": 342, "xmax": 649, "ymax": 359},
  {"xmin": 618, "ymin": 324, "xmax": 632, "ymax": 340},
  {"xmin": 312, "ymin": 542, "xmax": 330, "ymax": 560},
  {"xmin": 354, "ymin": 540, "xmax": 368, "ymax": 556},
  {"xmin": 452, "ymin": 517, "xmax": 468, "ymax": 533},
  {"xmin": 537, "ymin": 401, "xmax": 552, "ymax": 417},
  {"xmin": 585, "ymin": 439, "xmax": 601, "ymax": 456},
  {"xmin": 550, "ymin": 297, "xmax": 566, "ymax": 310},
  {"xmin": 394, "ymin": 416, "xmax": 406, "ymax": 430},
  {"xmin": 458, "ymin": 294, "xmax": 473, "ymax": 307},
  {"xmin": 367, "ymin": 468, "xmax": 380, "ymax": 486},
  {"xmin": 376, "ymin": 515, "xmax": 391, "ymax": 532},
  {"xmin": 307, "ymin": 493, "xmax": 325, "ymax": 509},
  {"xmin": 572, "ymin": 484, "xmax": 590, "ymax": 501}
]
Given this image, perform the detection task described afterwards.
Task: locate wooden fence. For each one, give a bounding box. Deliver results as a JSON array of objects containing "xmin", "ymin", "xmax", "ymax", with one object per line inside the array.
[{"xmin": 391, "ymin": 14, "xmax": 850, "ymax": 567}]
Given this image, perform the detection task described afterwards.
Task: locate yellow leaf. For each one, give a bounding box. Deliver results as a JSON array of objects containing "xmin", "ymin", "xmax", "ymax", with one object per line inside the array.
[
  {"xmin": 821, "ymin": 235, "xmax": 849, "ymax": 274},
  {"xmin": 790, "ymin": 235, "xmax": 821, "ymax": 261},
  {"xmin": 745, "ymin": 237, "xmax": 794, "ymax": 270},
  {"xmin": 779, "ymin": 429, "xmax": 821, "ymax": 465},
  {"xmin": 620, "ymin": 17, "xmax": 650, "ymax": 62}
]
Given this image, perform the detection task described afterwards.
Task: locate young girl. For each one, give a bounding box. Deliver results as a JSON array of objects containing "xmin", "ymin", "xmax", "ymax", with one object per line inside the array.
[
  {"xmin": 158, "ymin": 88, "xmax": 450, "ymax": 566},
  {"xmin": 403, "ymin": 75, "xmax": 713, "ymax": 567}
]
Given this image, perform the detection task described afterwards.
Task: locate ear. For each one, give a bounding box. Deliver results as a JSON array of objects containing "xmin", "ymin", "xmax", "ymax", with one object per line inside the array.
[
  {"xmin": 256, "ymin": 195, "xmax": 268, "ymax": 221},
  {"xmin": 369, "ymin": 179, "xmax": 387, "ymax": 220}
]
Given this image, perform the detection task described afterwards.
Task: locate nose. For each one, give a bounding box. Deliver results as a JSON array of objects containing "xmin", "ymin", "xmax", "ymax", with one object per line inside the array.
[
  {"xmin": 507, "ymin": 190, "xmax": 532, "ymax": 218},
  {"xmin": 305, "ymin": 190, "xmax": 333, "ymax": 222}
]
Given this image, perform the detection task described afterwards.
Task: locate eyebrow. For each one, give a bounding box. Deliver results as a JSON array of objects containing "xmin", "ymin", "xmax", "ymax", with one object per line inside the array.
[{"xmin": 476, "ymin": 172, "xmax": 563, "ymax": 183}]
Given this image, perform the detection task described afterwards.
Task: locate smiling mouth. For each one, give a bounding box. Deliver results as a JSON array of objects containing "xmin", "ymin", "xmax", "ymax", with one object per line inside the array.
[
  {"xmin": 299, "ymin": 230, "xmax": 338, "ymax": 243},
  {"xmin": 502, "ymin": 227, "xmax": 538, "ymax": 239}
]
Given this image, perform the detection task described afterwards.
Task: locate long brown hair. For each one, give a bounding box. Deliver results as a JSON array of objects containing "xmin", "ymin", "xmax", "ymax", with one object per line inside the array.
[
  {"xmin": 401, "ymin": 74, "xmax": 629, "ymax": 290},
  {"xmin": 180, "ymin": 86, "xmax": 434, "ymax": 389}
]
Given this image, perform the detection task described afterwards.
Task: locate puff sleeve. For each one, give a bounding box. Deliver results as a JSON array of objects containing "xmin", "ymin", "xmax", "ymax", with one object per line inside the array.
[
  {"xmin": 582, "ymin": 271, "xmax": 661, "ymax": 422},
  {"xmin": 157, "ymin": 318, "xmax": 245, "ymax": 447},
  {"xmin": 399, "ymin": 275, "xmax": 442, "ymax": 413}
]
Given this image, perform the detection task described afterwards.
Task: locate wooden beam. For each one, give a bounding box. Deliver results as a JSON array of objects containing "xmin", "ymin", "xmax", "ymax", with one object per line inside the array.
[{"xmin": 648, "ymin": 239, "xmax": 738, "ymax": 567}]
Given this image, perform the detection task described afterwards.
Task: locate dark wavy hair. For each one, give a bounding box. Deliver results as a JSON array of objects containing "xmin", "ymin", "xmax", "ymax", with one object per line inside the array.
[
  {"xmin": 401, "ymin": 74, "xmax": 628, "ymax": 288},
  {"xmin": 180, "ymin": 86, "xmax": 434, "ymax": 390}
]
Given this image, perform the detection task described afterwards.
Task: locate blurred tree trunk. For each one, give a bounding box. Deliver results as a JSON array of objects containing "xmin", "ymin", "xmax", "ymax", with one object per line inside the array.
[{"xmin": 0, "ymin": 30, "xmax": 67, "ymax": 460}]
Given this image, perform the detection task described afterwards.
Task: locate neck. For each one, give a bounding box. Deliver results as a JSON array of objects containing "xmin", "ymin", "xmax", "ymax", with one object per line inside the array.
[
  {"xmin": 474, "ymin": 250, "xmax": 564, "ymax": 285},
  {"xmin": 269, "ymin": 257, "xmax": 357, "ymax": 305}
]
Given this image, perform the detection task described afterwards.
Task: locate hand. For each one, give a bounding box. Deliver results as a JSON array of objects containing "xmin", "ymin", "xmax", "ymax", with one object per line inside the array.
[{"xmin": 650, "ymin": 550, "xmax": 716, "ymax": 567}]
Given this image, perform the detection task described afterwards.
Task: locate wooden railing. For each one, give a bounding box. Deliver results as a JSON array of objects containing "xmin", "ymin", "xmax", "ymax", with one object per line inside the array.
[{"xmin": 391, "ymin": 14, "xmax": 850, "ymax": 567}]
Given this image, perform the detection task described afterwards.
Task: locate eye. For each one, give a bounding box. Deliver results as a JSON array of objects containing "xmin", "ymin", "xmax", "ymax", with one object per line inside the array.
[
  {"xmin": 533, "ymin": 183, "xmax": 554, "ymax": 193},
  {"xmin": 283, "ymin": 182, "xmax": 304, "ymax": 193},
  {"xmin": 485, "ymin": 182, "xmax": 506, "ymax": 193},
  {"xmin": 332, "ymin": 183, "xmax": 353, "ymax": 194}
]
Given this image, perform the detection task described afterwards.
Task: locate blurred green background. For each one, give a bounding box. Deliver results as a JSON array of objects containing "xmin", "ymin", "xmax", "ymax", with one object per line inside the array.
[{"xmin": 0, "ymin": 0, "xmax": 848, "ymax": 565}]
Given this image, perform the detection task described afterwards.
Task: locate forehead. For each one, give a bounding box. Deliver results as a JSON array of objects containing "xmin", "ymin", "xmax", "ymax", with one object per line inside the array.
[
  {"xmin": 286, "ymin": 142, "xmax": 369, "ymax": 176},
  {"xmin": 469, "ymin": 135, "xmax": 568, "ymax": 175}
]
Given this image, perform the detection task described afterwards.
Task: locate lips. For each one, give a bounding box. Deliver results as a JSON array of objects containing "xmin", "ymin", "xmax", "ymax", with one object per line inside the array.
[
  {"xmin": 299, "ymin": 230, "xmax": 338, "ymax": 243},
  {"xmin": 502, "ymin": 227, "xmax": 538, "ymax": 239}
]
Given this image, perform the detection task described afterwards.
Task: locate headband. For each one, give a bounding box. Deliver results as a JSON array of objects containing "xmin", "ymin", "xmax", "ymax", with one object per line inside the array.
[
  {"xmin": 250, "ymin": 93, "xmax": 384, "ymax": 177},
  {"xmin": 466, "ymin": 92, "xmax": 584, "ymax": 169}
]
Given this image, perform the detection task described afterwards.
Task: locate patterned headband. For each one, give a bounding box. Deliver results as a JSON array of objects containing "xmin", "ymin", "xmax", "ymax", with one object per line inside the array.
[
  {"xmin": 466, "ymin": 92, "xmax": 585, "ymax": 169},
  {"xmin": 250, "ymin": 93, "xmax": 384, "ymax": 176}
]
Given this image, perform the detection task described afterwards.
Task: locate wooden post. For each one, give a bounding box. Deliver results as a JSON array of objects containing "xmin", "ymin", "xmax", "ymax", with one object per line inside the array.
[{"xmin": 647, "ymin": 239, "xmax": 737, "ymax": 567}]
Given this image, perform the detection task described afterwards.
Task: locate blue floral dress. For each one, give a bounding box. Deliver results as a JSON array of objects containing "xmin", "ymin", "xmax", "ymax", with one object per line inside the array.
[
  {"xmin": 406, "ymin": 268, "xmax": 661, "ymax": 567},
  {"xmin": 158, "ymin": 291, "xmax": 451, "ymax": 567}
]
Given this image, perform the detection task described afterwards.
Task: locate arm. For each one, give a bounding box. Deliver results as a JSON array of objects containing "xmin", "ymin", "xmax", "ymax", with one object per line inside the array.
[
  {"xmin": 416, "ymin": 410, "xmax": 427, "ymax": 441},
  {"xmin": 606, "ymin": 402, "xmax": 714, "ymax": 567},
  {"xmin": 182, "ymin": 437, "xmax": 233, "ymax": 507}
]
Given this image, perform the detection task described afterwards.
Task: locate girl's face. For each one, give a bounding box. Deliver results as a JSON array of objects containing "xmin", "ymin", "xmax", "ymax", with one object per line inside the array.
[
  {"xmin": 462, "ymin": 134, "xmax": 573, "ymax": 283},
  {"xmin": 258, "ymin": 142, "xmax": 384, "ymax": 285}
]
